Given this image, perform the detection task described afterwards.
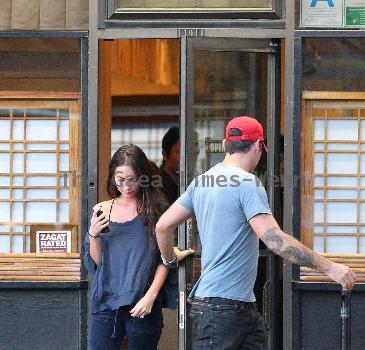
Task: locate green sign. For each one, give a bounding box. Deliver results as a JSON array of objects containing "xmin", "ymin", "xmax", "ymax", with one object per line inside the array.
[{"xmin": 346, "ymin": 7, "xmax": 365, "ymax": 26}]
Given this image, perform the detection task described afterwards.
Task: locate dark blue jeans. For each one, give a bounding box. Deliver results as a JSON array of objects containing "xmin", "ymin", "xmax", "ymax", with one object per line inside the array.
[
  {"xmin": 189, "ymin": 297, "xmax": 267, "ymax": 350},
  {"xmin": 89, "ymin": 302, "xmax": 163, "ymax": 350}
]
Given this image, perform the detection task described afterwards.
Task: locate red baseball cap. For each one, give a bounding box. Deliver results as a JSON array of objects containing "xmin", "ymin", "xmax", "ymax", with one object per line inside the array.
[{"xmin": 225, "ymin": 116, "xmax": 268, "ymax": 152}]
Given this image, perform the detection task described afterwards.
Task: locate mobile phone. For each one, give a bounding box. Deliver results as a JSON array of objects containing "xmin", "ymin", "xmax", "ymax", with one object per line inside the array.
[{"xmin": 96, "ymin": 209, "xmax": 110, "ymax": 233}]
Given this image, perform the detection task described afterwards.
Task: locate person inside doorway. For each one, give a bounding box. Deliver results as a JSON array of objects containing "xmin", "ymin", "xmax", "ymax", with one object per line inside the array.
[
  {"xmin": 160, "ymin": 126, "xmax": 180, "ymax": 205},
  {"xmin": 155, "ymin": 116, "xmax": 356, "ymax": 350},
  {"xmin": 84, "ymin": 144, "xmax": 193, "ymax": 350}
]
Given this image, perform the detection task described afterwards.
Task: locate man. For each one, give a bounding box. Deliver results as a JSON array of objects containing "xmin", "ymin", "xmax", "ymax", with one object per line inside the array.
[
  {"xmin": 156, "ymin": 116, "xmax": 356, "ymax": 350},
  {"xmin": 160, "ymin": 126, "xmax": 180, "ymax": 205}
]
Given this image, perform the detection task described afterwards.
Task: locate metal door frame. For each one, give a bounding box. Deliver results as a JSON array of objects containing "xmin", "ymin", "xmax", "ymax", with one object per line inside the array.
[{"xmin": 179, "ymin": 36, "xmax": 281, "ymax": 349}]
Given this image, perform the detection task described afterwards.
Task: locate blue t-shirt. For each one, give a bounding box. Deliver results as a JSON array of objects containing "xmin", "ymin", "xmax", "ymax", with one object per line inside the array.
[
  {"xmin": 84, "ymin": 215, "xmax": 178, "ymax": 312},
  {"xmin": 177, "ymin": 162, "xmax": 272, "ymax": 302}
]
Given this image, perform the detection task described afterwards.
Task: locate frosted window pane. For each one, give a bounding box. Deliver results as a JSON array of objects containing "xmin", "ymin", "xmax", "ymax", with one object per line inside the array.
[
  {"xmin": 59, "ymin": 202, "xmax": 69, "ymax": 222},
  {"xmin": 12, "ymin": 176, "xmax": 24, "ymax": 186},
  {"xmin": 13, "ymin": 143, "xmax": 24, "ymax": 150},
  {"xmin": 327, "ymin": 226, "xmax": 357, "ymax": 234},
  {"xmin": 327, "ymin": 202, "xmax": 357, "ymax": 223},
  {"xmin": 0, "ymin": 176, "xmax": 10, "ymax": 186},
  {"xmin": 314, "ymin": 153, "xmax": 324, "ymax": 174},
  {"xmin": 361, "ymin": 144, "xmax": 365, "ymax": 151},
  {"xmin": 27, "ymin": 120, "xmax": 57, "ymax": 141},
  {"xmin": 314, "ymin": 143, "xmax": 325, "ymax": 151},
  {"xmin": 12, "ymin": 189, "xmax": 23, "ymax": 199},
  {"xmin": 12, "ymin": 235, "xmax": 23, "ymax": 253},
  {"xmin": 26, "ymin": 153, "xmax": 57, "ymax": 173},
  {"xmin": 327, "ymin": 153, "xmax": 357, "ymax": 174},
  {"xmin": 59, "ymin": 153, "xmax": 69, "ymax": 172},
  {"xmin": 13, "ymin": 153, "xmax": 24, "ymax": 173},
  {"xmin": 314, "ymin": 120, "xmax": 325, "ymax": 140},
  {"xmin": 0, "ymin": 153, "xmax": 10, "ymax": 173},
  {"xmin": 26, "ymin": 176, "xmax": 57, "ymax": 186},
  {"xmin": 26, "ymin": 189, "xmax": 57, "ymax": 200},
  {"xmin": 327, "ymin": 143, "xmax": 358, "ymax": 151},
  {"xmin": 313, "ymin": 237, "xmax": 324, "ymax": 253},
  {"xmin": 27, "ymin": 143, "xmax": 57, "ymax": 151},
  {"xmin": 59, "ymin": 143, "xmax": 69, "ymax": 151},
  {"xmin": 314, "ymin": 176, "xmax": 324, "ymax": 186},
  {"xmin": 59, "ymin": 189, "xmax": 69, "ymax": 199},
  {"xmin": 313, "ymin": 226, "xmax": 324, "ymax": 233},
  {"xmin": 12, "ymin": 202, "xmax": 23, "ymax": 222},
  {"xmin": 314, "ymin": 190, "xmax": 324, "ymax": 199},
  {"xmin": 0, "ymin": 225, "xmax": 10, "ymax": 232},
  {"xmin": 327, "ymin": 120, "xmax": 358, "ymax": 141},
  {"xmin": 359, "ymin": 238, "xmax": 365, "ymax": 254},
  {"xmin": 313, "ymin": 202, "xmax": 324, "ymax": 223},
  {"xmin": 26, "ymin": 235, "xmax": 30, "ymax": 253},
  {"xmin": 0, "ymin": 202, "xmax": 10, "ymax": 221},
  {"xmin": 59, "ymin": 120, "xmax": 69, "ymax": 141},
  {"xmin": 0, "ymin": 189, "xmax": 10, "ymax": 199},
  {"xmin": 0, "ymin": 120, "xmax": 10, "ymax": 140},
  {"xmin": 12, "ymin": 225, "xmax": 23, "ymax": 232},
  {"xmin": 26, "ymin": 202, "xmax": 56, "ymax": 223},
  {"xmin": 361, "ymin": 120, "xmax": 365, "ymax": 140},
  {"xmin": 361, "ymin": 190, "xmax": 365, "ymax": 199},
  {"xmin": 327, "ymin": 189, "xmax": 357, "ymax": 200},
  {"xmin": 326, "ymin": 236, "xmax": 357, "ymax": 254},
  {"xmin": 361, "ymin": 154, "xmax": 365, "ymax": 173},
  {"xmin": 0, "ymin": 143, "xmax": 10, "ymax": 150},
  {"xmin": 0, "ymin": 235, "xmax": 10, "ymax": 253},
  {"xmin": 361, "ymin": 177, "xmax": 365, "ymax": 186},
  {"xmin": 59, "ymin": 176, "xmax": 66, "ymax": 186},
  {"xmin": 361, "ymin": 204, "xmax": 365, "ymax": 222},
  {"xmin": 327, "ymin": 176, "xmax": 357, "ymax": 187},
  {"xmin": 13, "ymin": 120, "xmax": 24, "ymax": 140}
]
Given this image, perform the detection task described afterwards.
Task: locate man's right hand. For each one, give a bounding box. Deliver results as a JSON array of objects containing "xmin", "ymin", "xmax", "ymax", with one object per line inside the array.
[{"xmin": 326, "ymin": 262, "xmax": 356, "ymax": 289}]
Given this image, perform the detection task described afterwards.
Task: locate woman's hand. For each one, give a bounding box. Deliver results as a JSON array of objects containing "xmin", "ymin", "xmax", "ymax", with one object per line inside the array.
[
  {"xmin": 130, "ymin": 294, "xmax": 156, "ymax": 318},
  {"xmin": 174, "ymin": 247, "xmax": 194, "ymax": 261},
  {"xmin": 89, "ymin": 207, "xmax": 109, "ymax": 237}
]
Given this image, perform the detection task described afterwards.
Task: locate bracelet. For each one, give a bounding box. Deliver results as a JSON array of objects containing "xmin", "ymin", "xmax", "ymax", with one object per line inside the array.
[
  {"xmin": 88, "ymin": 232, "xmax": 100, "ymax": 239},
  {"xmin": 161, "ymin": 254, "xmax": 178, "ymax": 269}
]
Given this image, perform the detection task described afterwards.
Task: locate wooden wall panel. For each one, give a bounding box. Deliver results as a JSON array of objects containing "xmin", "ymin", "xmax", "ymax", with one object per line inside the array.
[
  {"xmin": 98, "ymin": 41, "xmax": 112, "ymax": 202},
  {"xmin": 39, "ymin": 0, "xmax": 66, "ymax": 30},
  {"xmin": 0, "ymin": 0, "xmax": 88, "ymax": 30},
  {"xmin": 0, "ymin": 0, "xmax": 12, "ymax": 29}
]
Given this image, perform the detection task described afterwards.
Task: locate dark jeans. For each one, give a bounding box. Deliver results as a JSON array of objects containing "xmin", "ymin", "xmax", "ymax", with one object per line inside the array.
[
  {"xmin": 189, "ymin": 297, "xmax": 267, "ymax": 350},
  {"xmin": 89, "ymin": 302, "xmax": 163, "ymax": 350}
]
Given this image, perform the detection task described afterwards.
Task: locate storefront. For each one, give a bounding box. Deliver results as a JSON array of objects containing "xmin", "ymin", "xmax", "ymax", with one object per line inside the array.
[{"xmin": 0, "ymin": 1, "xmax": 364, "ymax": 349}]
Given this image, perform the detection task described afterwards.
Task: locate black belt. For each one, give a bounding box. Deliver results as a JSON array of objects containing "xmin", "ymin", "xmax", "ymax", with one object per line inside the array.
[{"xmin": 191, "ymin": 296, "xmax": 255, "ymax": 306}]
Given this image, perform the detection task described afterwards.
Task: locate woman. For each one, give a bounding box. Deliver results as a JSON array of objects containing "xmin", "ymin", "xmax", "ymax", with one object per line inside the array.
[{"xmin": 84, "ymin": 144, "xmax": 192, "ymax": 350}]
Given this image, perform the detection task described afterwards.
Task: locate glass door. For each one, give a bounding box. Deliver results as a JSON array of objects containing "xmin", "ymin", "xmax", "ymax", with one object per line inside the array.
[{"xmin": 178, "ymin": 37, "xmax": 282, "ymax": 349}]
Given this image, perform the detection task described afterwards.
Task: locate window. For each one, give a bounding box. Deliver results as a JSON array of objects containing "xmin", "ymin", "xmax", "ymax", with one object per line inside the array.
[
  {"xmin": 117, "ymin": 0, "xmax": 271, "ymax": 9},
  {"xmin": 301, "ymin": 92, "xmax": 365, "ymax": 281},
  {"xmin": 0, "ymin": 38, "xmax": 82, "ymax": 282},
  {"xmin": 105, "ymin": 0, "xmax": 282, "ymax": 21}
]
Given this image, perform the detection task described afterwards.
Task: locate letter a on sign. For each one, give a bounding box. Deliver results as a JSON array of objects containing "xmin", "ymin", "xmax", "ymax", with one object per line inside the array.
[{"xmin": 310, "ymin": 0, "xmax": 334, "ymax": 7}]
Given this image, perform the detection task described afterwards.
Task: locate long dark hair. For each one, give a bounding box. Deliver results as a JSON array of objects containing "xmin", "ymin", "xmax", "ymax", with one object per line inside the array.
[{"xmin": 107, "ymin": 145, "xmax": 167, "ymax": 249}]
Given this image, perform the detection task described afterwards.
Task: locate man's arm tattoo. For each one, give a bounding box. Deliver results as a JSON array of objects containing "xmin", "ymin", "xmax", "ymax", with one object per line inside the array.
[{"xmin": 262, "ymin": 227, "xmax": 315, "ymax": 269}]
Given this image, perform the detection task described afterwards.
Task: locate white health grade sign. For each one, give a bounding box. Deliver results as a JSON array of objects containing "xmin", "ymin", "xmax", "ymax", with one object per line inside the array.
[
  {"xmin": 36, "ymin": 230, "xmax": 71, "ymax": 253},
  {"xmin": 301, "ymin": 0, "xmax": 344, "ymax": 27}
]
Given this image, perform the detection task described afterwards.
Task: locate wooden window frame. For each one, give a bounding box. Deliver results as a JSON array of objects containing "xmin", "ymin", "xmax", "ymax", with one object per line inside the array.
[
  {"xmin": 301, "ymin": 91, "xmax": 365, "ymax": 282},
  {"xmin": 0, "ymin": 91, "xmax": 81, "ymax": 281}
]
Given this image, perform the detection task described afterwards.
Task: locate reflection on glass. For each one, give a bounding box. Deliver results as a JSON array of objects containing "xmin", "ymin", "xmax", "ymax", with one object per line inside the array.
[
  {"xmin": 192, "ymin": 50, "xmax": 267, "ymax": 177},
  {"xmin": 187, "ymin": 47, "xmax": 269, "ymax": 293},
  {"xmin": 303, "ymin": 38, "xmax": 365, "ymax": 92},
  {"xmin": 118, "ymin": 0, "xmax": 271, "ymax": 9}
]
